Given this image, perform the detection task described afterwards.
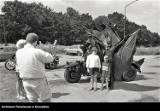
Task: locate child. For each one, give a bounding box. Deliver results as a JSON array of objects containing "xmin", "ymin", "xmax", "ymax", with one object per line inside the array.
[
  {"xmin": 15, "ymin": 39, "xmax": 27, "ymax": 100},
  {"xmin": 100, "ymin": 55, "xmax": 110, "ymax": 91},
  {"xmin": 86, "ymin": 47, "xmax": 101, "ymax": 91}
]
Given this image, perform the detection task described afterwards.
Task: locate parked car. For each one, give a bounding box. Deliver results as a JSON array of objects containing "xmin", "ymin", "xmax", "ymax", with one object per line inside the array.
[
  {"xmin": 64, "ymin": 45, "xmax": 83, "ymax": 56},
  {"xmin": 0, "ymin": 46, "xmax": 17, "ymax": 61}
]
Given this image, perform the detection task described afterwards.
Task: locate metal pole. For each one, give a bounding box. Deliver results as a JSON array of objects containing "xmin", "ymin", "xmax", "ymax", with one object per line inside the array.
[
  {"xmin": 124, "ymin": 7, "xmax": 126, "ymax": 38},
  {"xmin": 124, "ymin": 0, "xmax": 138, "ymax": 38}
]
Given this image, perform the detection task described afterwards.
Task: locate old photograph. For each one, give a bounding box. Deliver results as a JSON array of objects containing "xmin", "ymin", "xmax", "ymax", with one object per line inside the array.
[{"xmin": 0, "ymin": 0, "xmax": 160, "ymax": 103}]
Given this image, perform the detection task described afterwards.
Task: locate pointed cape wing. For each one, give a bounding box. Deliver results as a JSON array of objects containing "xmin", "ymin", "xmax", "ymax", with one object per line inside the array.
[
  {"xmin": 117, "ymin": 29, "xmax": 140, "ymax": 67},
  {"xmin": 92, "ymin": 25, "xmax": 121, "ymax": 48}
]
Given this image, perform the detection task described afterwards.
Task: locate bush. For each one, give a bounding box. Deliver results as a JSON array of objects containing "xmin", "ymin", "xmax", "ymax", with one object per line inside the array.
[
  {"xmin": 37, "ymin": 44, "xmax": 68, "ymax": 54},
  {"xmin": 135, "ymin": 46, "xmax": 160, "ymax": 55}
]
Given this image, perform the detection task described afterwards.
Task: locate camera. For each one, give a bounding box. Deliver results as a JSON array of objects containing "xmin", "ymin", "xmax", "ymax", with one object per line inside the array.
[{"xmin": 37, "ymin": 41, "xmax": 41, "ymax": 45}]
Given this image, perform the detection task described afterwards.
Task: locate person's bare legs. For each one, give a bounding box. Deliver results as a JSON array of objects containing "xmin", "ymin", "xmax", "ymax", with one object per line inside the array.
[
  {"xmin": 100, "ymin": 75, "xmax": 104, "ymax": 90},
  {"xmin": 105, "ymin": 72, "xmax": 109, "ymax": 91},
  {"xmin": 16, "ymin": 82, "xmax": 20, "ymax": 95},
  {"xmin": 94, "ymin": 75, "xmax": 97, "ymax": 91},
  {"xmin": 16, "ymin": 81, "xmax": 26, "ymax": 100}
]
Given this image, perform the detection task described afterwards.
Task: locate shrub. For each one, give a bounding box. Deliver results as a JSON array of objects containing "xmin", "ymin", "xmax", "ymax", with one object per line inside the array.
[{"xmin": 135, "ymin": 46, "xmax": 160, "ymax": 55}]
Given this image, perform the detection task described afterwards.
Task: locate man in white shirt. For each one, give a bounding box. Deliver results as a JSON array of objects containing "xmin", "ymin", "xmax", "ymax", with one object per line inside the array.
[{"xmin": 16, "ymin": 33, "xmax": 53, "ymax": 102}]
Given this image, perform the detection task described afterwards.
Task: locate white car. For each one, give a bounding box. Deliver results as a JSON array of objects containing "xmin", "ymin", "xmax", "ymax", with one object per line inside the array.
[
  {"xmin": 0, "ymin": 46, "xmax": 17, "ymax": 61},
  {"xmin": 64, "ymin": 45, "xmax": 83, "ymax": 56}
]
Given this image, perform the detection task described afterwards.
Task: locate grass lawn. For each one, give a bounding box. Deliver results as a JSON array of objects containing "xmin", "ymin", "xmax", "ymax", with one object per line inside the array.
[{"xmin": 0, "ymin": 66, "xmax": 27, "ymax": 102}]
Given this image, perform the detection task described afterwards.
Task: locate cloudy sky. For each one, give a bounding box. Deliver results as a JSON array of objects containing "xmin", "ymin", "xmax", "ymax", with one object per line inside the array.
[{"xmin": 0, "ymin": 0, "xmax": 160, "ymax": 34}]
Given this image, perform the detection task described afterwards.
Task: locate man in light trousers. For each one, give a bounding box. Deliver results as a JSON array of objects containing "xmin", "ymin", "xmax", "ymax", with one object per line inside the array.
[{"xmin": 16, "ymin": 33, "xmax": 53, "ymax": 102}]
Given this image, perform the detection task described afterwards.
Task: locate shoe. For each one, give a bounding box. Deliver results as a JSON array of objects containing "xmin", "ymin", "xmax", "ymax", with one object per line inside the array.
[{"xmin": 90, "ymin": 87, "xmax": 94, "ymax": 91}]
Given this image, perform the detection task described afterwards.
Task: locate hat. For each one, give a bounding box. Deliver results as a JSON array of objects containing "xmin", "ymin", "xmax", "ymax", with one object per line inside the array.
[{"xmin": 16, "ymin": 39, "xmax": 26, "ymax": 49}]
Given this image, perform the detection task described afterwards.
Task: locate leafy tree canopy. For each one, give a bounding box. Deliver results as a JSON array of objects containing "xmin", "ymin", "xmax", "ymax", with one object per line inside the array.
[{"xmin": 0, "ymin": 0, "xmax": 159, "ymax": 47}]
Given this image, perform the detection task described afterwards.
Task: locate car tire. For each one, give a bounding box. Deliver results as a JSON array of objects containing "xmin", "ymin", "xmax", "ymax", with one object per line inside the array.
[
  {"xmin": 4, "ymin": 59, "xmax": 16, "ymax": 71},
  {"xmin": 122, "ymin": 67, "xmax": 137, "ymax": 82},
  {"xmin": 49, "ymin": 62, "xmax": 57, "ymax": 69},
  {"xmin": 64, "ymin": 69, "xmax": 81, "ymax": 83}
]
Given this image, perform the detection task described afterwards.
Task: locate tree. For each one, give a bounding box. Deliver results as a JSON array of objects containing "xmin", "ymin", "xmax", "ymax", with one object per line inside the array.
[
  {"xmin": 1, "ymin": 0, "xmax": 57, "ymax": 43},
  {"xmin": 94, "ymin": 12, "xmax": 160, "ymax": 47},
  {"xmin": 0, "ymin": 0, "xmax": 159, "ymax": 46}
]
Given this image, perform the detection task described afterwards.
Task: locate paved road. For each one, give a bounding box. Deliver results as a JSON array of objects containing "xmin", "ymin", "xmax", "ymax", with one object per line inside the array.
[{"xmin": 45, "ymin": 55, "xmax": 160, "ymax": 102}]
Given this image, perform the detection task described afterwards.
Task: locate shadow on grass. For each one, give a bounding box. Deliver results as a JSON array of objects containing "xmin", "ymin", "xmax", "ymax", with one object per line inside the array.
[
  {"xmin": 52, "ymin": 92, "xmax": 69, "ymax": 99},
  {"xmin": 0, "ymin": 60, "xmax": 6, "ymax": 62},
  {"xmin": 129, "ymin": 94, "xmax": 159, "ymax": 102},
  {"xmin": 115, "ymin": 82, "xmax": 160, "ymax": 92},
  {"xmin": 153, "ymin": 56, "xmax": 160, "ymax": 59},
  {"xmin": 49, "ymin": 79, "xmax": 68, "ymax": 86},
  {"xmin": 134, "ymin": 75, "xmax": 152, "ymax": 81},
  {"xmin": 150, "ymin": 65, "xmax": 160, "ymax": 68},
  {"xmin": 142, "ymin": 72, "xmax": 157, "ymax": 75}
]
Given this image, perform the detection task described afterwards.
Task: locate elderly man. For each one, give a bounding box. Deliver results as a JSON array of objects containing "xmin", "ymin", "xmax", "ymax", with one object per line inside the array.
[{"xmin": 16, "ymin": 33, "xmax": 53, "ymax": 102}]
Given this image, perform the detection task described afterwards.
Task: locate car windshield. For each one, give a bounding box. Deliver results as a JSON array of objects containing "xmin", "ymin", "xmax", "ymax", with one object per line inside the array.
[{"xmin": 72, "ymin": 45, "xmax": 81, "ymax": 48}]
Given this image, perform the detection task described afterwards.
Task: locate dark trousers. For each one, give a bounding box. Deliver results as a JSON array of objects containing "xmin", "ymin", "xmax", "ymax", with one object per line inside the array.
[
  {"xmin": 108, "ymin": 74, "xmax": 114, "ymax": 89},
  {"xmin": 108, "ymin": 62, "xmax": 114, "ymax": 89}
]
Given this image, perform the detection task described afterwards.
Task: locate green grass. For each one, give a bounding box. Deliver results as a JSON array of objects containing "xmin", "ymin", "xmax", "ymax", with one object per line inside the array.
[{"xmin": 135, "ymin": 46, "xmax": 160, "ymax": 55}]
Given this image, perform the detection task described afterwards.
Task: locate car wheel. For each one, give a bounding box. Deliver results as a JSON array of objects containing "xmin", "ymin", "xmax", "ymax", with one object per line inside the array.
[
  {"xmin": 64, "ymin": 69, "xmax": 81, "ymax": 83},
  {"xmin": 122, "ymin": 67, "xmax": 137, "ymax": 82},
  {"xmin": 77, "ymin": 51, "xmax": 81, "ymax": 56},
  {"xmin": 4, "ymin": 59, "xmax": 16, "ymax": 71},
  {"xmin": 49, "ymin": 62, "xmax": 57, "ymax": 69}
]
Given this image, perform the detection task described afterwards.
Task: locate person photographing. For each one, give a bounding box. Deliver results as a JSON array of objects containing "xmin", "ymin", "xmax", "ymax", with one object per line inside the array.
[{"xmin": 16, "ymin": 33, "xmax": 53, "ymax": 102}]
